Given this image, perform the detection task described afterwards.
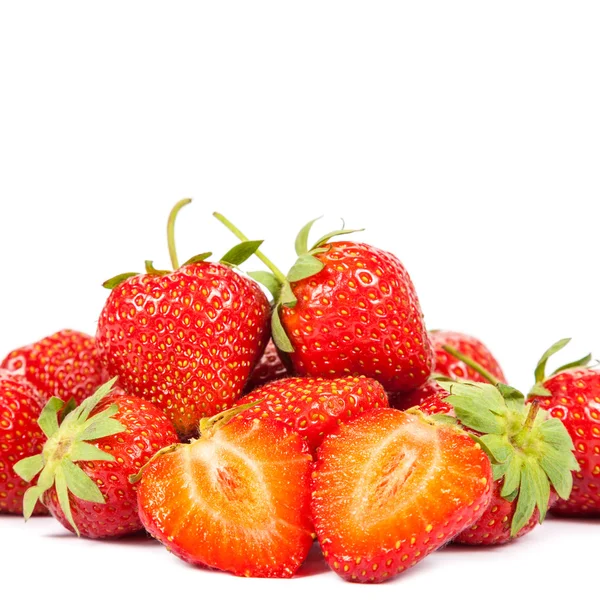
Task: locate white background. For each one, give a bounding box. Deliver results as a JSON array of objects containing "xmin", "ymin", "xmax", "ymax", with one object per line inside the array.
[{"xmin": 0, "ymin": 2, "xmax": 598, "ymax": 598}]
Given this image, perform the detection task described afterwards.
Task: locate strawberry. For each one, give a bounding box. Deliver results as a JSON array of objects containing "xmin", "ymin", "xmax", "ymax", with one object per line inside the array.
[
  {"xmin": 235, "ymin": 375, "xmax": 388, "ymax": 454},
  {"xmin": 96, "ymin": 200, "xmax": 270, "ymax": 439},
  {"xmin": 527, "ymin": 339, "xmax": 600, "ymax": 515},
  {"xmin": 0, "ymin": 370, "xmax": 48, "ymax": 515},
  {"xmin": 135, "ymin": 403, "xmax": 313, "ymax": 578},
  {"xmin": 214, "ymin": 214, "xmax": 434, "ymax": 393},
  {"xmin": 14, "ymin": 377, "xmax": 178, "ymax": 538},
  {"xmin": 311, "ymin": 408, "xmax": 492, "ymax": 583},
  {"xmin": 1, "ymin": 329, "xmax": 107, "ymax": 405},
  {"xmin": 244, "ymin": 339, "xmax": 289, "ymax": 392},
  {"xmin": 420, "ymin": 380, "xmax": 579, "ymax": 544},
  {"xmin": 389, "ymin": 330, "xmax": 506, "ymax": 410}
]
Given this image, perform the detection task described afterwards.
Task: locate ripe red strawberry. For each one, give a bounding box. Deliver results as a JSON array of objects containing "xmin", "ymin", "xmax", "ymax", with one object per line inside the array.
[
  {"xmin": 214, "ymin": 214, "xmax": 434, "ymax": 393},
  {"xmin": 1, "ymin": 329, "xmax": 107, "ymax": 405},
  {"xmin": 311, "ymin": 408, "xmax": 492, "ymax": 583},
  {"xmin": 244, "ymin": 339, "xmax": 289, "ymax": 392},
  {"xmin": 136, "ymin": 404, "xmax": 313, "ymax": 578},
  {"xmin": 420, "ymin": 380, "xmax": 578, "ymax": 544},
  {"xmin": 389, "ymin": 330, "xmax": 506, "ymax": 410},
  {"xmin": 235, "ymin": 375, "xmax": 388, "ymax": 454},
  {"xmin": 0, "ymin": 370, "xmax": 48, "ymax": 515},
  {"xmin": 96, "ymin": 200, "xmax": 270, "ymax": 439},
  {"xmin": 527, "ymin": 339, "xmax": 600, "ymax": 515},
  {"xmin": 14, "ymin": 378, "xmax": 178, "ymax": 538}
]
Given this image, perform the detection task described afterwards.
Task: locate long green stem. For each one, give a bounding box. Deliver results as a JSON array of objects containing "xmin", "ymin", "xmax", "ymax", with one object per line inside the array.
[
  {"xmin": 442, "ymin": 344, "xmax": 500, "ymax": 385},
  {"xmin": 167, "ymin": 199, "xmax": 192, "ymax": 270},
  {"xmin": 213, "ymin": 212, "xmax": 287, "ymax": 284}
]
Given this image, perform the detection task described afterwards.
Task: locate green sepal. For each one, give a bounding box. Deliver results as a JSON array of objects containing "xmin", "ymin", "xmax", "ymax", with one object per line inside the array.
[
  {"xmin": 220, "ymin": 240, "xmax": 263, "ymax": 267},
  {"xmin": 533, "ymin": 338, "xmax": 571, "ymax": 383},
  {"xmin": 287, "ymin": 254, "xmax": 325, "ymax": 283},
  {"xmin": 310, "ymin": 223, "xmax": 364, "ymax": 251},
  {"xmin": 22, "ymin": 486, "xmax": 45, "ymax": 520},
  {"xmin": 280, "ymin": 281, "xmax": 297, "ymax": 308},
  {"xmin": 62, "ymin": 459, "xmax": 106, "ymax": 504},
  {"xmin": 528, "ymin": 384, "xmax": 552, "ymax": 397},
  {"xmin": 80, "ymin": 416, "xmax": 127, "ymax": 441},
  {"xmin": 501, "ymin": 455, "xmax": 522, "ymax": 499},
  {"xmin": 295, "ymin": 217, "xmax": 322, "ymax": 256},
  {"xmin": 496, "ymin": 384, "xmax": 524, "ymax": 403},
  {"xmin": 271, "ymin": 307, "xmax": 294, "ymax": 353},
  {"xmin": 144, "ymin": 260, "xmax": 170, "ymax": 276},
  {"xmin": 427, "ymin": 413, "xmax": 457, "ymax": 425},
  {"xmin": 55, "ymin": 466, "xmax": 79, "ymax": 535},
  {"xmin": 551, "ymin": 353, "xmax": 593, "ymax": 376},
  {"xmin": 510, "ymin": 463, "xmax": 536, "ymax": 536},
  {"xmin": 102, "ymin": 272, "xmax": 140, "ymax": 290},
  {"xmin": 13, "ymin": 454, "xmax": 44, "ymax": 483},
  {"xmin": 492, "ymin": 461, "xmax": 509, "ymax": 481},
  {"xmin": 247, "ymin": 270, "xmax": 281, "ymax": 300},
  {"xmin": 60, "ymin": 398, "xmax": 78, "ymax": 421},
  {"xmin": 182, "ymin": 252, "xmax": 213, "ymax": 267},
  {"xmin": 479, "ymin": 433, "xmax": 513, "ymax": 463},
  {"xmin": 69, "ymin": 442, "xmax": 116, "ymax": 463},
  {"xmin": 38, "ymin": 397, "xmax": 65, "ymax": 439}
]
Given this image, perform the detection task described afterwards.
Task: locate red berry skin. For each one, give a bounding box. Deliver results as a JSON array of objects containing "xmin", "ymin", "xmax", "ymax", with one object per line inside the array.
[
  {"xmin": 280, "ymin": 241, "xmax": 434, "ymax": 393},
  {"xmin": 44, "ymin": 392, "xmax": 178, "ymax": 538},
  {"xmin": 1, "ymin": 330, "xmax": 108, "ymax": 405},
  {"xmin": 96, "ymin": 262, "xmax": 271, "ymax": 439},
  {"xmin": 388, "ymin": 380, "xmax": 448, "ymax": 411},
  {"xmin": 236, "ymin": 375, "xmax": 389, "ymax": 454},
  {"xmin": 532, "ymin": 368, "xmax": 600, "ymax": 516},
  {"xmin": 429, "ymin": 330, "xmax": 506, "ymax": 383},
  {"xmin": 137, "ymin": 418, "xmax": 313, "ymax": 578},
  {"xmin": 311, "ymin": 409, "xmax": 492, "ymax": 583},
  {"xmin": 0, "ymin": 370, "xmax": 48, "ymax": 515},
  {"xmin": 244, "ymin": 340, "xmax": 289, "ymax": 393}
]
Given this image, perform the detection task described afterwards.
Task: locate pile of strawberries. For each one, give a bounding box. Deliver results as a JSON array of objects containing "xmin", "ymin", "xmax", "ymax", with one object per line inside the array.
[{"xmin": 1, "ymin": 200, "xmax": 598, "ymax": 583}]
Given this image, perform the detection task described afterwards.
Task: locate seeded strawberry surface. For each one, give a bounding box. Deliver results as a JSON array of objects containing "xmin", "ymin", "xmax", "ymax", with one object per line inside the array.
[
  {"xmin": 236, "ymin": 375, "xmax": 389, "ymax": 453},
  {"xmin": 1, "ymin": 330, "xmax": 107, "ymax": 405},
  {"xmin": 0, "ymin": 370, "xmax": 47, "ymax": 515},
  {"xmin": 96, "ymin": 262, "xmax": 270, "ymax": 438},
  {"xmin": 137, "ymin": 417, "xmax": 313, "ymax": 578},
  {"xmin": 281, "ymin": 241, "xmax": 434, "ymax": 392},
  {"xmin": 311, "ymin": 409, "xmax": 492, "ymax": 583}
]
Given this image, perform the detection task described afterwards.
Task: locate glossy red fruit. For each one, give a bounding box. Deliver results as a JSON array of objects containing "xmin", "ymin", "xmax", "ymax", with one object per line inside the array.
[
  {"xmin": 236, "ymin": 375, "xmax": 388, "ymax": 454},
  {"xmin": 244, "ymin": 340, "xmax": 289, "ymax": 393},
  {"xmin": 137, "ymin": 413, "xmax": 313, "ymax": 578},
  {"xmin": 1, "ymin": 330, "xmax": 107, "ymax": 405},
  {"xmin": 421, "ymin": 380, "xmax": 578, "ymax": 545},
  {"xmin": 96, "ymin": 200, "xmax": 270, "ymax": 439},
  {"xmin": 312, "ymin": 409, "xmax": 492, "ymax": 583},
  {"xmin": 0, "ymin": 370, "xmax": 47, "ymax": 515},
  {"xmin": 14, "ymin": 379, "xmax": 178, "ymax": 538},
  {"xmin": 531, "ymin": 366, "xmax": 600, "ymax": 515}
]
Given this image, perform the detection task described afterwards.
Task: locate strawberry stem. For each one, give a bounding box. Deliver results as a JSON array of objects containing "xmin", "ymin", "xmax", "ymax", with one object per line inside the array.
[
  {"xmin": 513, "ymin": 400, "xmax": 540, "ymax": 447},
  {"xmin": 441, "ymin": 345, "xmax": 500, "ymax": 385},
  {"xmin": 167, "ymin": 199, "xmax": 192, "ymax": 270},
  {"xmin": 213, "ymin": 212, "xmax": 287, "ymax": 285}
]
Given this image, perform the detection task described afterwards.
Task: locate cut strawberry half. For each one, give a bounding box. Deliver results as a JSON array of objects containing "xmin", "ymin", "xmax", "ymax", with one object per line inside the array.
[
  {"xmin": 136, "ymin": 406, "xmax": 313, "ymax": 578},
  {"xmin": 311, "ymin": 408, "xmax": 492, "ymax": 583}
]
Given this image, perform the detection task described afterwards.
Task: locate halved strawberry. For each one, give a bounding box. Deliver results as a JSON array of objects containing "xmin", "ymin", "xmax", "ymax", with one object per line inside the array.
[
  {"xmin": 136, "ymin": 405, "xmax": 313, "ymax": 578},
  {"xmin": 311, "ymin": 408, "xmax": 492, "ymax": 583}
]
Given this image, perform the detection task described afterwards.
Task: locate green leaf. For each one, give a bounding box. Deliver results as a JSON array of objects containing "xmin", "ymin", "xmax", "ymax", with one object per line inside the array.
[
  {"xmin": 528, "ymin": 459, "xmax": 551, "ymax": 523},
  {"xmin": 247, "ymin": 270, "xmax": 281, "ymax": 300},
  {"xmin": 529, "ymin": 383, "xmax": 552, "ymax": 397},
  {"xmin": 538, "ymin": 418, "xmax": 576, "ymax": 451},
  {"xmin": 220, "ymin": 240, "xmax": 263, "ymax": 267},
  {"xmin": 510, "ymin": 463, "xmax": 537, "ymax": 536},
  {"xmin": 479, "ymin": 434, "xmax": 513, "ymax": 463},
  {"xmin": 501, "ymin": 455, "xmax": 523, "ymax": 499},
  {"xmin": 287, "ymin": 254, "xmax": 325, "ymax": 283},
  {"xmin": 310, "ymin": 225, "xmax": 364, "ymax": 251},
  {"xmin": 497, "ymin": 384, "xmax": 525, "ymax": 403},
  {"xmin": 80, "ymin": 418, "xmax": 127, "ymax": 441},
  {"xmin": 280, "ymin": 281, "xmax": 297, "ymax": 308},
  {"xmin": 551, "ymin": 353, "xmax": 593, "ymax": 376},
  {"xmin": 74, "ymin": 377, "xmax": 118, "ymax": 424},
  {"xmin": 22, "ymin": 486, "xmax": 44, "ymax": 520},
  {"xmin": 62, "ymin": 459, "xmax": 105, "ymax": 504},
  {"xmin": 13, "ymin": 454, "xmax": 44, "ymax": 483},
  {"xmin": 69, "ymin": 441, "xmax": 116, "ymax": 463},
  {"xmin": 540, "ymin": 447, "xmax": 576, "ymax": 499},
  {"xmin": 144, "ymin": 260, "xmax": 170, "ymax": 276},
  {"xmin": 428, "ymin": 413, "xmax": 457, "ymax": 425},
  {"xmin": 38, "ymin": 397, "xmax": 66, "ymax": 439},
  {"xmin": 451, "ymin": 397, "xmax": 504, "ymax": 435},
  {"xmin": 271, "ymin": 307, "xmax": 294, "ymax": 353},
  {"xmin": 492, "ymin": 461, "xmax": 510, "ymax": 482},
  {"xmin": 534, "ymin": 338, "xmax": 571, "ymax": 383},
  {"xmin": 182, "ymin": 252, "xmax": 213, "ymax": 267},
  {"xmin": 55, "ymin": 466, "xmax": 79, "ymax": 536},
  {"xmin": 102, "ymin": 272, "xmax": 139, "ymax": 290},
  {"xmin": 60, "ymin": 398, "xmax": 78, "ymax": 421},
  {"xmin": 295, "ymin": 217, "xmax": 322, "ymax": 256}
]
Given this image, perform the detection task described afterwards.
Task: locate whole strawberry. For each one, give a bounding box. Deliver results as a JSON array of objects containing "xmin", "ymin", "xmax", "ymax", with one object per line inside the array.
[
  {"xmin": 420, "ymin": 380, "xmax": 578, "ymax": 544},
  {"xmin": 14, "ymin": 378, "xmax": 178, "ymax": 537},
  {"xmin": 136, "ymin": 402, "xmax": 313, "ymax": 578},
  {"xmin": 389, "ymin": 330, "xmax": 506, "ymax": 410},
  {"xmin": 236, "ymin": 375, "xmax": 388, "ymax": 454},
  {"xmin": 0, "ymin": 370, "xmax": 47, "ymax": 515},
  {"xmin": 311, "ymin": 408, "xmax": 492, "ymax": 583},
  {"xmin": 1, "ymin": 329, "xmax": 107, "ymax": 405},
  {"xmin": 214, "ymin": 215, "xmax": 434, "ymax": 393},
  {"xmin": 244, "ymin": 339, "xmax": 289, "ymax": 392},
  {"xmin": 528, "ymin": 339, "xmax": 600, "ymax": 516},
  {"xmin": 96, "ymin": 200, "xmax": 271, "ymax": 438}
]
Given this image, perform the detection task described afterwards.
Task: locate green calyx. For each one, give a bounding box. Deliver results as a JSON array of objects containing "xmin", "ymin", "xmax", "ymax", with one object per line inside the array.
[
  {"xmin": 102, "ymin": 200, "xmax": 263, "ymax": 290},
  {"xmin": 437, "ymin": 380, "xmax": 579, "ymax": 537},
  {"xmin": 13, "ymin": 377, "xmax": 125, "ymax": 536},
  {"xmin": 213, "ymin": 213, "xmax": 362, "ymax": 353},
  {"xmin": 528, "ymin": 338, "xmax": 593, "ymax": 397},
  {"xmin": 440, "ymin": 344, "xmax": 501, "ymax": 385}
]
